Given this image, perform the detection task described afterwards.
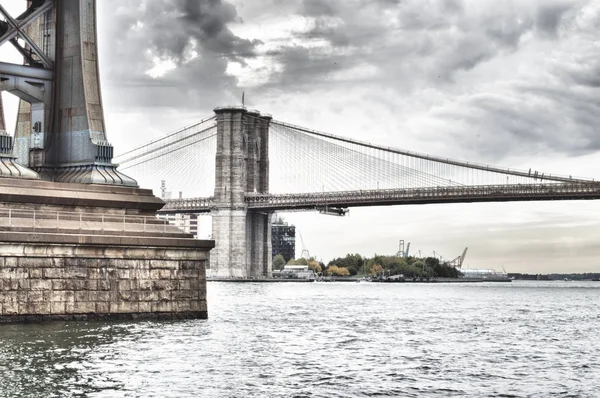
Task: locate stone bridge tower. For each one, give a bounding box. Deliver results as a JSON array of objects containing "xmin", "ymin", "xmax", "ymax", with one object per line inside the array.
[{"xmin": 211, "ymin": 106, "xmax": 272, "ymax": 278}]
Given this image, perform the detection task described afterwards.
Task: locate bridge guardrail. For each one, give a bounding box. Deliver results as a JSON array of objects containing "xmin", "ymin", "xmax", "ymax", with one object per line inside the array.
[{"xmin": 0, "ymin": 209, "xmax": 173, "ymax": 233}]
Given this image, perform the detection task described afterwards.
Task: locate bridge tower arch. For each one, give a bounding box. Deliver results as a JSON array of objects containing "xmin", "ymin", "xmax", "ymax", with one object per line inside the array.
[{"xmin": 211, "ymin": 106, "xmax": 272, "ymax": 278}]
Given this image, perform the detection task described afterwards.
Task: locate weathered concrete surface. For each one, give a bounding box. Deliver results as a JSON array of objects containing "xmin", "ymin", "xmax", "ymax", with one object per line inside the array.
[
  {"xmin": 210, "ymin": 107, "xmax": 272, "ymax": 278},
  {"xmin": 0, "ymin": 177, "xmax": 214, "ymax": 323}
]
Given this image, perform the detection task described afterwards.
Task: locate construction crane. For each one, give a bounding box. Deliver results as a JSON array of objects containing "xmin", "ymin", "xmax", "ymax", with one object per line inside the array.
[
  {"xmin": 446, "ymin": 247, "xmax": 468, "ymax": 269},
  {"xmin": 459, "ymin": 247, "xmax": 468, "ymax": 268},
  {"xmin": 299, "ymin": 232, "xmax": 310, "ymax": 259},
  {"xmin": 397, "ymin": 240, "xmax": 411, "ymax": 258}
]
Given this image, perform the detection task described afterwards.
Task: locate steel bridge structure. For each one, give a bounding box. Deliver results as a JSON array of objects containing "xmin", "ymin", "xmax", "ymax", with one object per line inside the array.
[
  {"xmin": 161, "ymin": 183, "xmax": 600, "ymax": 214},
  {"xmin": 114, "ymin": 107, "xmax": 600, "ymax": 278}
]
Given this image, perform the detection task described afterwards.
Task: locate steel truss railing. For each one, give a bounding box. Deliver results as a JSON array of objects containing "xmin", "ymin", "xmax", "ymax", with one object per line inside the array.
[
  {"xmin": 161, "ymin": 197, "xmax": 214, "ymax": 213},
  {"xmin": 160, "ymin": 182, "xmax": 600, "ymax": 214}
]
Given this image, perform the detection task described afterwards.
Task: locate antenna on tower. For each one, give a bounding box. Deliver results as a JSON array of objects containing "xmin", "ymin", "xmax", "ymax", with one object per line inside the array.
[{"xmin": 242, "ymin": 91, "xmax": 245, "ymax": 106}]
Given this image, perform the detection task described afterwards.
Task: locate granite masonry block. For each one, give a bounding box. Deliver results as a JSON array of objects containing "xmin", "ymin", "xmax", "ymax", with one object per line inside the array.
[
  {"xmin": 18, "ymin": 280, "xmax": 30, "ymax": 290},
  {"xmin": 29, "ymin": 268, "xmax": 43, "ymax": 279},
  {"xmin": 1, "ymin": 251, "xmax": 209, "ymax": 321},
  {"xmin": 30, "ymin": 280, "xmax": 52, "ymax": 291},
  {"xmin": 5, "ymin": 257, "xmax": 17, "ymax": 267},
  {"xmin": 98, "ymin": 280, "xmax": 111, "ymax": 290},
  {"xmin": 95, "ymin": 302, "xmax": 109, "ymax": 313},
  {"xmin": 44, "ymin": 268, "xmax": 65, "ymax": 279}
]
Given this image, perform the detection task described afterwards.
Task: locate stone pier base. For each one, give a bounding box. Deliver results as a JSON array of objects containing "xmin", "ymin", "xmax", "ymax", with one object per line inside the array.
[
  {"xmin": 0, "ymin": 241, "xmax": 210, "ymax": 323},
  {"xmin": 0, "ymin": 177, "xmax": 214, "ymax": 323}
]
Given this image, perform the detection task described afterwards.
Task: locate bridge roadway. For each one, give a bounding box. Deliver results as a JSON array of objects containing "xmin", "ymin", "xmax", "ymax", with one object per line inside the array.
[{"xmin": 158, "ymin": 182, "xmax": 600, "ymax": 214}]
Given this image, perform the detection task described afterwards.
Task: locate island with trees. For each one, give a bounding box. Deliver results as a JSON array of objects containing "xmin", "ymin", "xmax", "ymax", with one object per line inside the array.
[{"xmin": 273, "ymin": 252, "xmax": 462, "ymax": 281}]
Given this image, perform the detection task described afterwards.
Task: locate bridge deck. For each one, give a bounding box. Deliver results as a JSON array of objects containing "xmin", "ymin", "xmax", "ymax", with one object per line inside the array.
[{"xmin": 159, "ymin": 183, "xmax": 600, "ymax": 214}]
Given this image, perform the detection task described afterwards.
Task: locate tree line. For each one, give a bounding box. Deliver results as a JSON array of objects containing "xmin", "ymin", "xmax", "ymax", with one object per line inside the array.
[{"xmin": 273, "ymin": 253, "xmax": 461, "ymax": 278}]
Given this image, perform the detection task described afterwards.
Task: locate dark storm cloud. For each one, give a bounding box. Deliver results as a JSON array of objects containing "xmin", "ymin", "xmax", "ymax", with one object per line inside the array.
[
  {"xmin": 433, "ymin": 69, "xmax": 600, "ymax": 160},
  {"xmin": 301, "ymin": 0, "xmax": 336, "ymax": 17},
  {"xmin": 535, "ymin": 0, "xmax": 573, "ymax": 37},
  {"xmin": 264, "ymin": 0, "xmax": 548, "ymax": 90},
  {"xmin": 98, "ymin": 0, "xmax": 260, "ymax": 110},
  {"xmin": 423, "ymin": 0, "xmax": 600, "ymax": 161},
  {"xmin": 98, "ymin": 0, "xmax": 599, "ymax": 160},
  {"xmin": 257, "ymin": 0, "xmax": 599, "ymax": 161},
  {"xmin": 143, "ymin": 0, "xmax": 261, "ymax": 61}
]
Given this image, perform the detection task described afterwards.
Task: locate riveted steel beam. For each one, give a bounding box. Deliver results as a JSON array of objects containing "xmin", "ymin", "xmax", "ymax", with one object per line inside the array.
[
  {"xmin": 0, "ymin": 61, "xmax": 53, "ymax": 80},
  {"xmin": 0, "ymin": 1, "xmax": 54, "ymax": 47},
  {"xmin": 0, "ymin": 2, "xmax": 54, "ymax": 69}
]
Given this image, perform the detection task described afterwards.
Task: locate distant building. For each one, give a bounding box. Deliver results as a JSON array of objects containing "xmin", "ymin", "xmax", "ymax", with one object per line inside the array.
[
  {"xmin": 507, "ymin": 273, "xmax": 550, "ymax": 281},
  {"xmin": 273, "ymin": 265, "xmax": 317, "ymax": 280},
  {"xmin": 157, "ymin": 213, "xmax": 199, "ymax": 238},
  {"xmin": 271, "ymin": 215, "xmax": 296, "ymax": 262},
  {"xmin": 462, "ymin": 268, "xmax": 510, "ymax": 281}
]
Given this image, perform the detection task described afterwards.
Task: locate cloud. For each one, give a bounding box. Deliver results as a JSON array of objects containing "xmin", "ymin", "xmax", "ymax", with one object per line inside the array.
[
  {"xmin": 419, "ymin": 3, "xmax": 600, "ymax": 160},
  {"xmin": 98, "ymin": 0, "xmax": 599, "ymax": 161},
  {"xmin": 98, "ymin": 0, "xmax": 261, "ymax": 110}
]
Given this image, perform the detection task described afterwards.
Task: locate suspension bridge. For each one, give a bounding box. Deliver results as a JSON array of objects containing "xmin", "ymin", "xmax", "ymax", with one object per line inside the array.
[{"xmin": 114, "ymin": 106, "xmax": 600, "ymax": 278}]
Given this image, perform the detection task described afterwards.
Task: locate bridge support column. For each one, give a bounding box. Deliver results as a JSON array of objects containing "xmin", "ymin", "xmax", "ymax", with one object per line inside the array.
[
  {"xmin": 247, "ymin": 212, "xmax": 272, "ymax": 278},
  {"xmin": 211, "ymin": 107, "xmax": 272, "ymax": 278}
]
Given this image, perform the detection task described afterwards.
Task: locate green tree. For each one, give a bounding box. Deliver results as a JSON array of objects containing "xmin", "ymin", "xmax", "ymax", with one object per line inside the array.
[
  {"xmin": 296, "ymin": 257, "xmax": 309, "ymax": 266},
  {"xmin": 327, "ymin": 265, "xmax": 350, "ymax": 276},
  {"xmin": 327, "ymin": 253, "xmax": 364, "ymax": 276},
  {"xmin": 287, "ymin": 257, "xmax": 309, "ymax": 265},
  {"xmin": 308, "ymin": 260, "xmax": 322, "ymax": 274},
  {"xmin": 369, "ymin": 263, "xmax": 384, "ymax": 276},
  {"xmin": 273, "ymin": 254, "xmax": 286, "ymax": 270}
]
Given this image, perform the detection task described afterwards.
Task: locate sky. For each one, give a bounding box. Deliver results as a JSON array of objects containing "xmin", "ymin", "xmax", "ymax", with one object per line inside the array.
[{"xmin": 1, "ymin": 0, "xmax": 600, "ymax": 273}]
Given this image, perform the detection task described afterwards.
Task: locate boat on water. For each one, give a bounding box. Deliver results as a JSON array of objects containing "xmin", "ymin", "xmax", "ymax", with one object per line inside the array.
[{"xmin": 461, "ymin": 268, "xmax": 511, "ymax": 282}]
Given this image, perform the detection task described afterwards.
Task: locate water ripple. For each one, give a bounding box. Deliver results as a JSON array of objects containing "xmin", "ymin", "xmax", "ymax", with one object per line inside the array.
[{"xmin": 1, "ymin": 281, "xmax": 600, "ymax": 397}]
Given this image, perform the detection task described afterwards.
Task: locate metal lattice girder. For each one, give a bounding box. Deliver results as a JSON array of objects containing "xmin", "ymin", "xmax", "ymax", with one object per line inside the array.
[{"xmin": 0, "ymin": 1, "xmax": 54, "ymax": 69}]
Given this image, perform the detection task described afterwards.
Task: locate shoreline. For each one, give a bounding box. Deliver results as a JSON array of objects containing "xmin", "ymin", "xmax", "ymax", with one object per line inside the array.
[{"xmin": 207, "ymin": 278, "xmax": 512, "ymax": 283}]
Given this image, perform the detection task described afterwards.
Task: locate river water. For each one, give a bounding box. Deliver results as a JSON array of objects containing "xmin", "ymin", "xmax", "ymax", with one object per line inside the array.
[{"xmin": 1, "ymin": 281, "xmax": 599, "ymax": 397}]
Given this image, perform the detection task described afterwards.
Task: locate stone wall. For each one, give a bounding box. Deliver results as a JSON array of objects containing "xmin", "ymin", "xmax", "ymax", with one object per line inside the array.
[
  {"xmin": 0, "ymin": 176, "xmax": 214, "ymax": 323},
  {"xmin": 0, "ymin": 244, "xmax": 209, "ymax": 323}
]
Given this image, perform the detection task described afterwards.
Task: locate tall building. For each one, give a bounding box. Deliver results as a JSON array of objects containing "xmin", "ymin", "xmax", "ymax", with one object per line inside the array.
[{"xmin": 271, "ymin": 215, "xmax": 296, "ymax": 262}]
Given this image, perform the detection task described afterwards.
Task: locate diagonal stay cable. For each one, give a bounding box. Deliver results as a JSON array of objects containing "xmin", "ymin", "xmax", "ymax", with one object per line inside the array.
[
  {"xmin": 120, "ymin": 133, "xmax": 217, "ymax": 171},
  {"xmin": 117, "ymin": 124, "xmax": 217, "ymax": 166},
  {"xmin": 114, "ymin": 116, "xmax": 216, "ymax": 161},
  {"xmin": 271, "ymin": 120, "xmax": 596, "ymax": 184}
]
